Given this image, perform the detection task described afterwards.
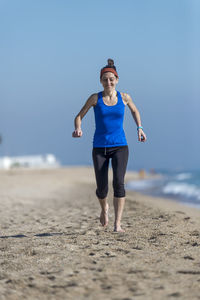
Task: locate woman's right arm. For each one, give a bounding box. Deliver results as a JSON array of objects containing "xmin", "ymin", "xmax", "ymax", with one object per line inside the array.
[{"xmin": 72, "ymin": 94, "xmax": 97, "ymax": 138}]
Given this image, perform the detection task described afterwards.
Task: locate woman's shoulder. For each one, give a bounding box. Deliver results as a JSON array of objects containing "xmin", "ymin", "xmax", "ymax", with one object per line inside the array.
[
  {"xmin": 120, "ymin": 92, "xmax": 132, "ymax": 105},
  {"xmin": 87, "ymin": 93, "xmax": 98, "ymax": 106}
]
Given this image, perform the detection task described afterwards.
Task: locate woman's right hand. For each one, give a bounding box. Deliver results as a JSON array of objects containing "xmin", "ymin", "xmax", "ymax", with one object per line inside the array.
[
  {"xmin": 72, "ymin": 129, "xmax": 83, "ymax": 138},
  {"xmin": 138, "ymin": 129, "xmax": 147, "ymax": 142}
]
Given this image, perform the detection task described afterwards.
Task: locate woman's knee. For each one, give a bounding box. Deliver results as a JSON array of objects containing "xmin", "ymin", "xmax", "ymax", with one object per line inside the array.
[
  {"xmin": 113, "ymin": 182, "xmax": 125, "ymax": 198},
  {"xmin": 96, "ymin": 187, "xmax": 108, "ymax": 199}
]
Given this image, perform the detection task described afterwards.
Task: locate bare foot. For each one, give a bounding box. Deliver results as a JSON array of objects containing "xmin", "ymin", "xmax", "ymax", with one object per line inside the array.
[
  {"xmin": 113, "ymin": 225, "xmax": 125, "ymax": 232},
  {"xmin": 100, "ymin": 203, "xmax": 109, "ymax": 227}
]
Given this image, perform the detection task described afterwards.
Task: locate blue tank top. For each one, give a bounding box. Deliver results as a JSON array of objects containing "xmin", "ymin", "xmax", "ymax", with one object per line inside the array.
[{"xmin": 93, "ymin": 91, "xmax": 128, "ymax": 148}]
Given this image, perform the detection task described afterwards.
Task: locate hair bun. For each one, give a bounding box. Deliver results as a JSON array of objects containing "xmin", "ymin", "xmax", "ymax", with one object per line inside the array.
[{"xmin": 107, "ymin": 59, "xmax": 114, "ymax": 67}]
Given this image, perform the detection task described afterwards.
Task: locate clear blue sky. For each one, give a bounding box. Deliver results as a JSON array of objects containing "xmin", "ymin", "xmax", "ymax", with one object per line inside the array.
[{"xmin": 0, "ymin": 0, "xmax": 200, "ymax": 170}]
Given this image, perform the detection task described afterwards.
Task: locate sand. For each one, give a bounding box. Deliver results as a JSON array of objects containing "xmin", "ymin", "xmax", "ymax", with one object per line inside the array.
[{"xmin": 0, "ymin": 167, "xmax": 200, "ymax": 300}]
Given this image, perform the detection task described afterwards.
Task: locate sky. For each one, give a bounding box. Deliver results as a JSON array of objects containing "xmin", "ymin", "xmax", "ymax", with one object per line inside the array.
[{"xmin": 0, "ymin": 0, "xmax": 200, "ymax": 171}]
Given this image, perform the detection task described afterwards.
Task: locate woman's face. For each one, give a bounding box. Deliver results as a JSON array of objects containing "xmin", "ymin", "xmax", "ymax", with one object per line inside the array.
[{"xmin": 100, "ymin": 72, "xmax": 118, "ymax": 91}]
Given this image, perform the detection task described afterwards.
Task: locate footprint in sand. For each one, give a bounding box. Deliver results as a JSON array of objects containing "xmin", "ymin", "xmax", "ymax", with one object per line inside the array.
[
  {"xmin": 47, "ymin": 275, "xmax": 56, "ymax": 280},
  {"xmin": 191, "ymin": 242, "xmax": 199, "ymax": 247},
  {"xmin": 127, "ymin": 269, "xmax": 143, "ymax": 274},
  {"xmin": 132, "ymin": 246, "xmax": 142, "ymax": 250},
  {"xmin": 116, "ymin": 248, "xmax": 130, "ymax": 254},
  {"xmin": 100, "ymin": 284, "xmax": 112, "ymax": 290},
  {"xmin": 167, "ymin": 292, "xmax": 181, "ymax": 297},
  {"xmin": 183, "ymin": 255, "xmax": 194, "ymax": 260},
  {"xmin": 177, "ymin": 270, "xmax": 200, "ymax": 275},
  {"xmin": 189, "ymin": 230, "xmax": 200, "ymax": 237}
]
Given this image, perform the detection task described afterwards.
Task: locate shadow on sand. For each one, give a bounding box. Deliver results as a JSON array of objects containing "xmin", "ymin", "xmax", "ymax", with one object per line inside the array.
[{"xmin": 0, "ymin": 232, "xmax": 65, "ymax": 239}]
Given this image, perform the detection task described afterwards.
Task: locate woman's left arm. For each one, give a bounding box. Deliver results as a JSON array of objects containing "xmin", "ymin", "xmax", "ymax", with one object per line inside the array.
[{"xmin": 123, "ymin": 93, "xmax": 147, "ymax": 142}]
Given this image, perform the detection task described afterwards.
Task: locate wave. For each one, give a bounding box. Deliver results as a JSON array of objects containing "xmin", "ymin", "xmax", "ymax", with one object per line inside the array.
[
  {"xmin": 174, "ymin": 173, "xmax": 192, "ymax": 181},
  {"xmin": 126, "ymin": 170, "xmax": 200, "ymax": 208},
  {"xmin": 162, "ymin": 182, "xmax": 200, "ymax": 201}
]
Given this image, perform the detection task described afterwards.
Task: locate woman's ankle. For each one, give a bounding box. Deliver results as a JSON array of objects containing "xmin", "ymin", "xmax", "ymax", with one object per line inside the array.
[{"xmin": 98, "ymin": 198, "xmax": 108, "ymax": 211}]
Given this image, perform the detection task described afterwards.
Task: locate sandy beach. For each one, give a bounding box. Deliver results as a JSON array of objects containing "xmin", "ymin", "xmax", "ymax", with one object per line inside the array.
[{"xmin": 0, "ymin": 167, "xmax": 200, "ymax": 300}]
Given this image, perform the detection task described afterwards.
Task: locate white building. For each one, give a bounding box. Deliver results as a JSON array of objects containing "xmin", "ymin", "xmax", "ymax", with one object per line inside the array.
[{"xmin": 0, "ymin": 154, "xmax": 60, "ymax": 170}]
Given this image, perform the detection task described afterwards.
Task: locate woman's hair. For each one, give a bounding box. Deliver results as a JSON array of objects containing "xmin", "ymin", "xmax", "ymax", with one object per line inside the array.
[{"xmin": 100, "ymin": 59, "xmax": 119, "ymax": 79}]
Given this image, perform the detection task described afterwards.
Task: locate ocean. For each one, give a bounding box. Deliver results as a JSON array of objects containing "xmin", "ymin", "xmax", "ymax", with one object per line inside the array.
[{"xmin": 126, "ymin": 170, "xmax": 200, "ymax": 209}]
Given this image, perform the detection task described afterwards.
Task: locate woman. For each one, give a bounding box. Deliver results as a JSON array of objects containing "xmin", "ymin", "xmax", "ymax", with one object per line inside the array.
[{"xmin": 72, "ymin": 59, "xmax": 146, "ymax": 232}]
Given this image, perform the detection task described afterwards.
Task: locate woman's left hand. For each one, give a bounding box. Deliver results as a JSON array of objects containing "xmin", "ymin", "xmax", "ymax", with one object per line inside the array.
[{"xmin": 138, "ymin": 129, "xmax": 147, "ymax": 142}]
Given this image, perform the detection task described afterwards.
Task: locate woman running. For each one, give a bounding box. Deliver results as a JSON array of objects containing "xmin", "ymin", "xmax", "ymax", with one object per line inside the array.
[{"xmin": 72, "ymin": 59, "xmax": 146, "ymax": 232}]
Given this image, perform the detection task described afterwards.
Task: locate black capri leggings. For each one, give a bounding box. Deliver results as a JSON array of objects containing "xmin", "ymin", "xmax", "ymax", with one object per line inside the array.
[{"xmin": 92, "ymin": 146, "xmax": 129, "ymax": 199}]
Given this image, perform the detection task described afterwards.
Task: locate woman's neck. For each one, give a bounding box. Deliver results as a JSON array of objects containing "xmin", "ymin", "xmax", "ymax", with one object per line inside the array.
[{"xmin": 103, "ymin": 89, "xmax": 117, "ymax": 98}]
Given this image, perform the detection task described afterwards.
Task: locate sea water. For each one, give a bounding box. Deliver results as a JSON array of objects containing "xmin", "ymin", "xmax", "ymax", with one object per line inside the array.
[{"xmin": 126, "ymin": 170, "xmax": 200, "ymax": 209}]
